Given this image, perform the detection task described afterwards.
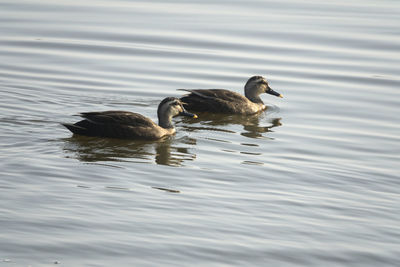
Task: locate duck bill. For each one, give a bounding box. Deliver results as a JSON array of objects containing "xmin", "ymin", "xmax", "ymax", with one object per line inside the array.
[
  {"xmin": 180, "ymin": 110, "xmax": 198, "ymax": 119},
  {"xmin": 267, "ymin": 87, "xmax": 283, "ymax": 98}
]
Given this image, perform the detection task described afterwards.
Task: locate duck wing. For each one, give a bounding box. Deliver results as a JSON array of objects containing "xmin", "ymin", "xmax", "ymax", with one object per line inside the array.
[
  {"xmin": 62, "ymin": 111, "xmax": 160, "ymax": 139},
  {"xmin": 179, "ymin": 89, "xmax": 249, "ymax": 113},
  {"xmin": 79, "ymin": 111, "xmax": 155, "ymax": 127},
  {"xmin": 179, "ymin": 89, "xmax": 246, "ymax": 101}
]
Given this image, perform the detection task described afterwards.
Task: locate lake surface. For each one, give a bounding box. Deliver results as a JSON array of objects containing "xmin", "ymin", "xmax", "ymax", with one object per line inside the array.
[{"xmin": 1, "ymin": 0, "xmax": 399, "ymax": 266}]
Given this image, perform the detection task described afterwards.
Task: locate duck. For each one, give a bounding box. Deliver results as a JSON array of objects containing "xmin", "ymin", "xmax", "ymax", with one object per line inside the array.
[
  {"xmin": 179, "ymin": 76, "xmax": 283, "ymax": 115},
  {"xmin": 62, "ymin": 97, "xmax": 197, "ymax": 140}
]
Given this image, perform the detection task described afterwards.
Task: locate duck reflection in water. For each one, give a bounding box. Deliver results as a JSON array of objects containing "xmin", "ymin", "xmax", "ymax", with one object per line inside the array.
[
  {"xmin": 241, "ymin": 116, "xmax": 282, "ymax": 139},
  {"xmin": 62, "ymin": 135, "xmax": 197, "ymax": 167},
  {"xmin": 180, "ymin": 111, "xmax": 282, "ymax": 139}
]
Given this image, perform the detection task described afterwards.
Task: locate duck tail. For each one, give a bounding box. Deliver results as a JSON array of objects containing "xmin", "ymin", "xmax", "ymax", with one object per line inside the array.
[{"xmin": 61, "ymin": 123, "xmax": 86, "ymax": 135}]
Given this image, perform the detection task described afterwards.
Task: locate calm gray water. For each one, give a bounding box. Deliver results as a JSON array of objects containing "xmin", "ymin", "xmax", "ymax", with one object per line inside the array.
[{"xmin": 1, "ymin": 0, "xmax": 399, "ymax": 266}]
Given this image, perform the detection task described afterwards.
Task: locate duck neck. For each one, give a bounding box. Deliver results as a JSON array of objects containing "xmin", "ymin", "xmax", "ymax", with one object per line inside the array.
[
  {"xmin": 245, "ymin": 90, "xmax": 264, "ymax": 104},
  {"xmin": 158, "ymin": 113, "xmax": 174, "ymax": 129}
]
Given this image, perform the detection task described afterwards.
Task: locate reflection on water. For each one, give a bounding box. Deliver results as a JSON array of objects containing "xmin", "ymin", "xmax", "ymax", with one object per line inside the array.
[
  {"xmin": 154, "ymin": 135, "xmax": 196, "ymax": 166},
  {"xmin": 242, "ymin": 117, "xmax": 282, "ymax": 139},
  {"xmin": 181, "ymin": 111, "xmax": 282, "ymax": 139},
  {"xmin": 62, "ymin": 134, "xmax": 196, "ymax": 167}
]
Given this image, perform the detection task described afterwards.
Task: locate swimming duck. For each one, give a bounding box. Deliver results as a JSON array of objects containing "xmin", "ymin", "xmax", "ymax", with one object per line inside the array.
[
  {"xmin": 179, "ymin": 76, "xmax": 283, "ymax": 114},
  {"xmin": 62, "ymin": 97, "xmax": 197, "ymax": 140}
]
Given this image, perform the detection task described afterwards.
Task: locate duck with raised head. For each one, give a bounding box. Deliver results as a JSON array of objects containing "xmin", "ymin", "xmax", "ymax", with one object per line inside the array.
[
  {"xmin": 179, "ymin": 76, "xmax": 283, "ymax": 115},
  {"xmin": 62, "ymin": 97, "xmax": 197, "ymax": 140}
]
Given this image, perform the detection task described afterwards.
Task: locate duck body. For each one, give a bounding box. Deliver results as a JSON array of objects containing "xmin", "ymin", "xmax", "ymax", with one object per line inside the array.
[
  {"xmin": 179, "ymin": 76, "xmax": 282, "ymax": 115},
  {"xmin": 62, "ymin": 97, "xmax": 197, "ymax": 140},
  {"xmin": 179, "ymin": 89, "xmax": 264, "ymax": 115},
  {"xmin": 63, "ymin": 111, "xmax": 173, "ymax": 140}
]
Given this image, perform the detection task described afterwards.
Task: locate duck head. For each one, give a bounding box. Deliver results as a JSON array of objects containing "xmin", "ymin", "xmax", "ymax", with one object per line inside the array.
[
  {"xmin": 244, "ymin": 76, "xmax": 283, "ymax": 103},
  {"xmin": 158, "ymin": 97, "xmax": 197, "ymax": 128}
]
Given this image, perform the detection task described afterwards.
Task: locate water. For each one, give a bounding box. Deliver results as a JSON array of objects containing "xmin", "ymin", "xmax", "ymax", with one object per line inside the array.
[{"xmin": 1, "ymin": 0, "xmax": 399, "ymax": 266}]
